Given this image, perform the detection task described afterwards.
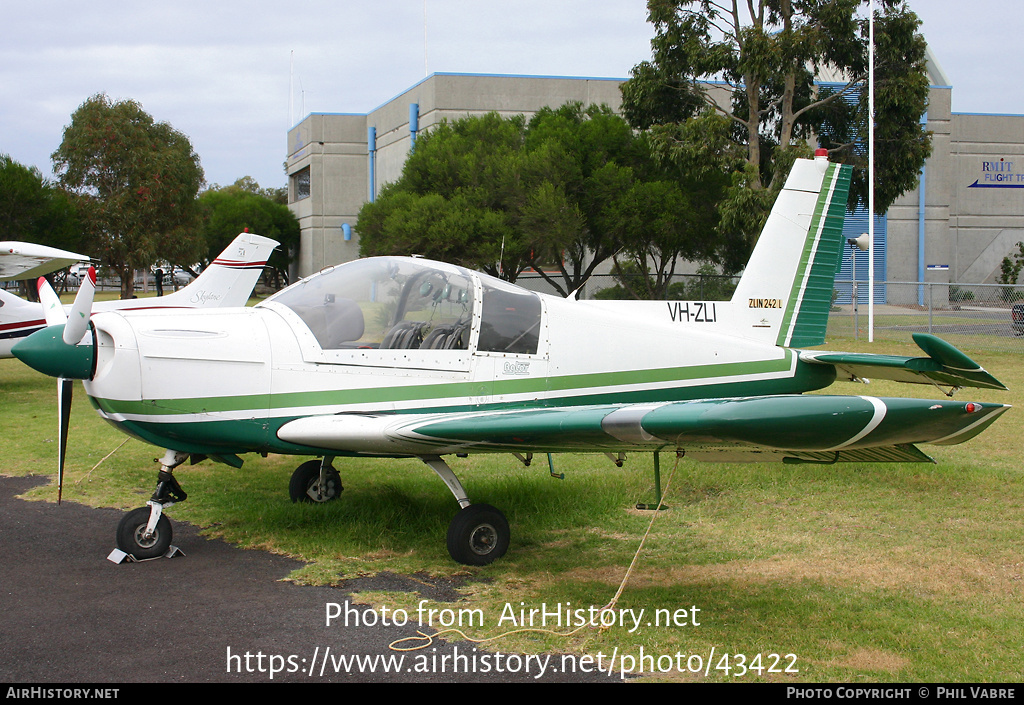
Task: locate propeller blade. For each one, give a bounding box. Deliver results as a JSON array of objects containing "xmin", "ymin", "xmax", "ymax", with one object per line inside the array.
[
  {"xmin": 37, "ymin": 277, "xmax": 67, "ymax": 327},
  {"xmin": 31, "ymin": 275, "xmax": 90, "ymax": 504},
  {"xmin": 57, "ymin": 377, "xmax": 73, "ymax": 504},
  {"xmin": 63, "ymin": 266, "xmax": 96, "ymax": 345}
]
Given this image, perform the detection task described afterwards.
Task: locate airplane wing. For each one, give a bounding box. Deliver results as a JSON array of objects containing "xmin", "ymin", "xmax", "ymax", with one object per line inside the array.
[
  {"xmin": 277, "ymin": 394, "xmax": 1010, "ymax": 464},
  {"xmin": 798, "ymin": 333, "xmax": 1007, "ymax": 391},
  {"xmin": 0, "ymin": 242, "xmax": 90, "ymax": 282}
]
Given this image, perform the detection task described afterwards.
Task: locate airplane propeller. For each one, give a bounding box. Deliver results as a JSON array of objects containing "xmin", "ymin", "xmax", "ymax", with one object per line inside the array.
[
  {"xmin": 37, "ymin": 273, "xmax": 67, "ymax": 327},
  {"xmin": 32, "ymin": 267, "xmax": 96, "ymax": 504},
  {"xmin": 63, "ymin": 265, "xmax": 96, "ymax": 345}
]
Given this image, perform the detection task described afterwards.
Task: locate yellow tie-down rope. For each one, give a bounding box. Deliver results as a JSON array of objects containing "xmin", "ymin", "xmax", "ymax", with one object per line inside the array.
[{"xmin": 389, "ymin": 451, "xmax": 683, "ymax": 653}]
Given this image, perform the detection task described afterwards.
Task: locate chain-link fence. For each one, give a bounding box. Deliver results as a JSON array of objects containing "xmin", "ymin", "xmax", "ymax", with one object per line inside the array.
[
  {"xmin": 1, "ymin": 268, "xmax": 195, "ymax": 297},
  {"xmin": 829, "ymin": 280, "xmax": 1024, "ymax": 353}
]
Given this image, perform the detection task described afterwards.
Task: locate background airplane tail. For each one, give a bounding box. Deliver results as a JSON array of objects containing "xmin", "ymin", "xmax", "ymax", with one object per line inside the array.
[
  {"xmin": 161, "ymin": 232, "xmax": 279, "ymax": 308},
  {"xmin": 729, "ymin": 154, "xmax": 853, "ymax": 347}
]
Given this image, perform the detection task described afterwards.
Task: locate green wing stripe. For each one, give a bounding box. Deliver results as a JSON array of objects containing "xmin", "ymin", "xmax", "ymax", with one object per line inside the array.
[{"xmin": 777, "ymin": 163, "xmax": 852, "ymax": 348}]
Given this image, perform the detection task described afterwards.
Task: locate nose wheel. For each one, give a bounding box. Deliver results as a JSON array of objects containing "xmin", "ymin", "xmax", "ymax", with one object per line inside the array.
[{"xmin": 116, "ymin": 507, "xmax": 172, "ymax": 560}]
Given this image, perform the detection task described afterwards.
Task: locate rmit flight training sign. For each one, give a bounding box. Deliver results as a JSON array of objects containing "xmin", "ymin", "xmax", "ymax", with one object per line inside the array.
[{"xmin": 969, "ymin": 158, "xmax": 1024, "ymax": 188}]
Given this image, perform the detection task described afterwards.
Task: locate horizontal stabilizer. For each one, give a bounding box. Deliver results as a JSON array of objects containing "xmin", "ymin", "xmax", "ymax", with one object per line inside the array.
[{"xmin": 799, "ymin": 333, "xmax": 1007, "ymax": 391}]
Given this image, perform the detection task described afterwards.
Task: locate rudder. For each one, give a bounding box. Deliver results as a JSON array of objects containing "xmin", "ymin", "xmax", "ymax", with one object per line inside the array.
[{"xmin": 729, "ymin": 154, "xmax": 852, "ymax": 347}]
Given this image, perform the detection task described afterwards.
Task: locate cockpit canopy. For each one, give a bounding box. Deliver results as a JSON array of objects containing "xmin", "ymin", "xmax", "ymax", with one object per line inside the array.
[{"xmin": 262, "ymin": 257, "xmax": 542, "ymax": 356}]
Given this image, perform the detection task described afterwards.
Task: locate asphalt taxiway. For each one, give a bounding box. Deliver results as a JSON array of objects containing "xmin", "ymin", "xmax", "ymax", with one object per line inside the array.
[{"xmin": 0, "ymin": 475, "xmax": 609, "ymax": 684}]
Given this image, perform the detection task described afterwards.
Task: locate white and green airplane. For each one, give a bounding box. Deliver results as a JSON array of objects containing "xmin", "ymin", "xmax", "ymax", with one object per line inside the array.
[{"xmin": 13, "ymin": 152, "xmax": 1010, "ymax": 566}]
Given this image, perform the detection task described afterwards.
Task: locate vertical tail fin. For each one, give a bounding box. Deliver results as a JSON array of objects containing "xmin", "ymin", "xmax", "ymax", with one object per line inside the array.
[
  {"xmin": 160, "ymin": 232, "xmax": 279, "ymax": 308},
  {"xmin": 730, "ymin": 154, "xmax": 852, "ymax": 347}
]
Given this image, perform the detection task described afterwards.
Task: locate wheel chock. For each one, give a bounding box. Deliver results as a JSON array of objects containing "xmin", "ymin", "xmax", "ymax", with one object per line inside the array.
[{"xmin": 107, "ymin": 545, "xmax": 185, "ymax": 564}]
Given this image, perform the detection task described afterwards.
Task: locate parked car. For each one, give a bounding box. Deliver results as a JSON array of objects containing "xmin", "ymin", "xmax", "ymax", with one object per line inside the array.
[
  {"xmin": 61, "ymin": 263, "xmax": 93, "ymax": 288},
  {"xmin": 1013, "ymin": 303, "xmax": 1024, "ymax": 336}
]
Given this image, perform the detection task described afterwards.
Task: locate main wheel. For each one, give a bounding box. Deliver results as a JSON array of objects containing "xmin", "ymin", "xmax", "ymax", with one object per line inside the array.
[
  {"xmin": 446, "ymin": 504, "xmax": 510, "ymax": 566},
  {"xmin": 289, "ymin": 460, "xmax": 343, "ymax": 503},
  {"xmin": 116, "ymin": 507, "xmax": 173, "ymax": 560}
]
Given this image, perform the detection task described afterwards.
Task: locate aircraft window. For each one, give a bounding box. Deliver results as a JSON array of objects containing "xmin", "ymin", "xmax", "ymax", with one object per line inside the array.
[
  {"xmin": 478, "ymin": 282, "xmax": 542, "ymax": 355},
  {"xmin": 266, "ymin": 258, "xmax": 474, "ymax": 351}
]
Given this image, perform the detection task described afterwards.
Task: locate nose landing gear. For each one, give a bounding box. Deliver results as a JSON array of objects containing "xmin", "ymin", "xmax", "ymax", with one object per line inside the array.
[{"xmin": 115, "ymin": 450, "xmax": 189, "ymax": 561}]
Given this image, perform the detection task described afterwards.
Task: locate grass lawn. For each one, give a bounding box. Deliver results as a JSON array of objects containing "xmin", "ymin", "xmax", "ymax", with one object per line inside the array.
[{"xmin": 2, "ymin": 334, "xmax": 1021, "ymax": 682}]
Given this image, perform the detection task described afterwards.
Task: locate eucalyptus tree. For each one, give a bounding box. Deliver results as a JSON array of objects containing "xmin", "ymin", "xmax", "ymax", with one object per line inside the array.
[
  {"xmin": 621, "ymin": 0, "xmax": 932, "ymax": 259},
  {"xmin": 52, "ymin": 94, "xmax": 206, "ymax": 298},
  {"xmin": 0, "ymin": 154, "xmax": 81, "ymax": 298}
]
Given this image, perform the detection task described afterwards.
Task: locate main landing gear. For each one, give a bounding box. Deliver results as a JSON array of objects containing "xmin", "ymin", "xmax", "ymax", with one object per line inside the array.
[
  {"xmin": 288, "ymin": 458, "xmax": 343, "ymax": 504},
  {"xmin": 421, "ymin": 455, "xmax": 510, "ymax": 566},
  {"xmin": 285, "ymin": 454, "xmax": 510, "ymax": 566},
  {"xmin": 115, "ymin": 450, "xmax": 189, "ymax": 560},
  {"xmin": 446, "ymin": 502, "xmax": 510, "ymax": 566}
]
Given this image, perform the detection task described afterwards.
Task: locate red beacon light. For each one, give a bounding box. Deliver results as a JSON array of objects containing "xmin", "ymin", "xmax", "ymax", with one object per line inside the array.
[{"xmin": 965, "ymin": 402, "xmax": 982, "ymax": 413}]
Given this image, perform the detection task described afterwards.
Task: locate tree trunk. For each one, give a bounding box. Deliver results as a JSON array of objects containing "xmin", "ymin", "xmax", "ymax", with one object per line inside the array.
[
  {"xmin": 745, "ymin": 80, "xmax": 763, "ymax": 189},
  {"xmin": 774, "ymin": 0, "xmax": 797, "ymax": 190},
  {"xmin": 120, "ymin": 266, "xmax": 135, "ymax": 300}
]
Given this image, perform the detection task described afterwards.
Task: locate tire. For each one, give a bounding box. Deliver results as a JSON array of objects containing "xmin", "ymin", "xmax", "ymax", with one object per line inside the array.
[
  {"xmin": 116, "ymin": 507, "xmax": 172, "ymax": 560},
  {"xmin": 446, "ymin": 504, "xmax": 510, "ymax": 566},
  {"xmin": 289, "ymin": 460, "xmax": 343, "ymax": 504}
]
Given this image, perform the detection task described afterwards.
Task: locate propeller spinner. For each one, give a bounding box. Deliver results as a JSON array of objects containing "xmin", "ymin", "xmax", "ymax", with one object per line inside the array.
[{"xmin": 12, "ymin": 268, "xmax": 96, "ymax": 503}]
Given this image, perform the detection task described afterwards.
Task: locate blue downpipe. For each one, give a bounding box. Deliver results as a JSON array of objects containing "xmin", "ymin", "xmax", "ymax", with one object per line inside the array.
[
  {"xmin": 367, "ymin": 126, "xmax": 377, "ymax": 202},
  {"xmin": 409, "ymin": 103, "xmax": 419, "ymax": 153}
]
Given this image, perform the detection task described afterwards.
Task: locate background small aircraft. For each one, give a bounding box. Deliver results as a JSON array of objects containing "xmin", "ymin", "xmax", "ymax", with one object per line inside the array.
[
  {"xmin": 1, "ymin": 232, "xmax": 278, "ymax": 358},
  {"xmin": 13, "ymin": 153, "xmax": 1010, "ymax": 566}
]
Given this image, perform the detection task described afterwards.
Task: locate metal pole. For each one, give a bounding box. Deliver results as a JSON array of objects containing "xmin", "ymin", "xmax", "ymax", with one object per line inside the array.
[
  {"xmin": 636, "ymin": 451, "xmax": 668, "ymax": 511},
  {"xmin": 367, "ymin": 126, "xmax": 377, "ymax": 202},
  {"xmin": 853, "ymin": 281, "xmax": 859, "ymax": 340},
  {"xmin": 928, "ymin": 283, "xmax": 933, "ymax": 334},
  {"xmin": 868, "ymin": 0, "xmax": 875, "ymax": 342}
]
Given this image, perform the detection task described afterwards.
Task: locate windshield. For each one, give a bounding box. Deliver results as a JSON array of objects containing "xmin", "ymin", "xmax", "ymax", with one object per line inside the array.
[{"xmin": 264, "ymin": 258, "xmax": 475, "ymax": 350}]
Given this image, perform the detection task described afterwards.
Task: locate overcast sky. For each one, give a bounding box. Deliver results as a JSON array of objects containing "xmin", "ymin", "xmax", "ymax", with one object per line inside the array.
[{"xmin": 1, "ymin": 1, "xmax": 1018, "ymax": 191}]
